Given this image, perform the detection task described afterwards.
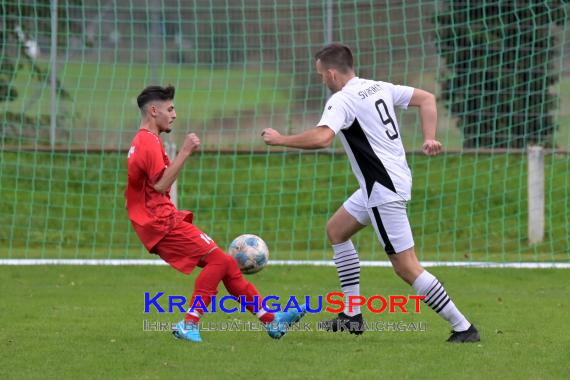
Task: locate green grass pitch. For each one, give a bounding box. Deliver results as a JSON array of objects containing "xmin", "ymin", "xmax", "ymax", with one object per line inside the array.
[{"xmin": 1, "ymin": 265, "xmax": 568, "ymax": 379}]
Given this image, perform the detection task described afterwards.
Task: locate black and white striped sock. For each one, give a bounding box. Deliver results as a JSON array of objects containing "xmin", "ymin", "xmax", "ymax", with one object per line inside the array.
[
  {"xmin": 412, "ymin": 270, "xmax": 471, "ymax": 332},
  {"xmin": 333, "ymin": 240, "xmax": 361, "ymax": 316}
]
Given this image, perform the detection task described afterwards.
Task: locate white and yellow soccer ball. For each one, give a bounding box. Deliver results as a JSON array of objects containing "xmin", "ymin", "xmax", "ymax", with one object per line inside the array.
[{"xmin": 228, "ymin": 234, "xmax": 269, "ymax": 274}]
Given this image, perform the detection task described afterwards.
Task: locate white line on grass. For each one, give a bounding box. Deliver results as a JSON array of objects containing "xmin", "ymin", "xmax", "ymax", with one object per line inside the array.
[{"xmin": 0, "ymin": 259, "xmax": 569, "ymax": 268}]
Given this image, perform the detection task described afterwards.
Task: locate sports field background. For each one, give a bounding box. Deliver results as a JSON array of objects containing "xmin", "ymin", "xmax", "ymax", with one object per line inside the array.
[
  {"xmin": 1, "ymin": 1, "xmax": 570, "ymax": 261},
  {"xmin": 2, "ymin": 2, "xmax": 570, "ymax": 379},
  {"xmin": 1, "ymin": 151, "xmax": 569, "ymax": 261}
]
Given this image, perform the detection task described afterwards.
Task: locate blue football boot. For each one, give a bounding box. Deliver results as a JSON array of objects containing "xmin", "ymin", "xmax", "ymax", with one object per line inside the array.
[
  {"xmin": 267, "ymin": 303, "xmax": 308, "ymax": 339},
  {"xmin": 172, "ymin": 320, "xmax": 203, "ymax": 343}
]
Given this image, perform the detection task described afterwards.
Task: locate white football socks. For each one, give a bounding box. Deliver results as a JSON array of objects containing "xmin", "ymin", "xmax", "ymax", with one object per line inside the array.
[
  {"xmin": 333, "ymin": 240, "xmax": 361, "ymax": 317},
  {"xmin": 412, "ymin": 270, "xmax": 471, "ymax": 332}
]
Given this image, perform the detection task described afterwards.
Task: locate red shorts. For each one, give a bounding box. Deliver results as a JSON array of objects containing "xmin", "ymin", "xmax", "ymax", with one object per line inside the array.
[{"xmin": 152, "ymin": 213, "xmax": 219, "ymax": 274}]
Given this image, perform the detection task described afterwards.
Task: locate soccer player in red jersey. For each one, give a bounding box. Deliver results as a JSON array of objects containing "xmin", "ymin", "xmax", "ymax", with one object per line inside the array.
[{"xmin": 126, "ymin": 85, "xmax": 306, "ymax": 343}]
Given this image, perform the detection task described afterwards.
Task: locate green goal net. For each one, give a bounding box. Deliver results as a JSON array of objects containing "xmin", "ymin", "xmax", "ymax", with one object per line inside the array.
[{"xmin": 1, "ymin": 1, "xmax": 569, "ymax": 262}]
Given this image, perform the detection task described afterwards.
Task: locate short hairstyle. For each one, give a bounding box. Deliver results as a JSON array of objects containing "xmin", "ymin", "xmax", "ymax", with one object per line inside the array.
[
  {"xmin": 314, "ymin": 43, "xmax": 354, "ymax": 73},
  {"xmin": 136, "ymin": 85, "xmax": 175, "ymax": 110}
]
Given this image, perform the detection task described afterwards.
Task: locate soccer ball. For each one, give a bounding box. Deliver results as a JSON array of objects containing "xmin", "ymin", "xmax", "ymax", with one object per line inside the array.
[{"xmin": 228, "ymin": 234, "xmax": 269, "ymax": 274}]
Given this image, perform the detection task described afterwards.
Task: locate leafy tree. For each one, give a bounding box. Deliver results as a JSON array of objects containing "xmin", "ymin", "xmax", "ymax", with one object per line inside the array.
[
  {"xmin": 435, "ymin": 1, "xmax": 567, "ymax": 148},
  {"xmin": 1, "ymin": 0, "xmax": 84, "ymax": 143},
  {"xmin": 1, "ymin": 1, "xmax": 84, "ymax": 102}
]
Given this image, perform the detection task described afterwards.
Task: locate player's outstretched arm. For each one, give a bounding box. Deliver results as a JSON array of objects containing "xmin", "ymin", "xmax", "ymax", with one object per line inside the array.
[
  {"xmin": 408, "ymin": 88, "xmax": 442, "ymax": 156},
  {"xmin": 261, "ymin": 126, "xmax": 335, "ymax": 149},
  {"xmin": 153, "ymin": 133, "xmax": 200, "ymax": 193}
]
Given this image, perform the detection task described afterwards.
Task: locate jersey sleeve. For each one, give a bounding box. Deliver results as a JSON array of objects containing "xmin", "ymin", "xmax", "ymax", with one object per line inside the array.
[
  {"xmin": 390, "ymin": 84, "xmax": 415, "ymax": 109},
  {"xmin": 316, "ymin": 94, "xmax": 353, "ymax": 134},
  {"xmin": 144, "ymin": 139, "xmax": 168, "ymax": 185},
  {"xmin": 130, "ymin": 134, "xmax": 168, "ymax": 185}
]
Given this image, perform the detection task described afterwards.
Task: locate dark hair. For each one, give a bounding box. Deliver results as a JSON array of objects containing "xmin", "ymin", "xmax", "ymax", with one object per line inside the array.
[
  {"xmin": 314, "ymin": 43, "xmax": 354, "ymax": 73},
  {"xmin": 136, "ymin": 85, "xmax": 175, "ymax": 110}
]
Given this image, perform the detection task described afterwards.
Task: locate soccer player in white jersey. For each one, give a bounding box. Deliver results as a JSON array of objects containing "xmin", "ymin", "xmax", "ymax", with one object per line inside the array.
[{"xmin": 262, "ymin": 43, "xmax": 479, "ymax": 343}]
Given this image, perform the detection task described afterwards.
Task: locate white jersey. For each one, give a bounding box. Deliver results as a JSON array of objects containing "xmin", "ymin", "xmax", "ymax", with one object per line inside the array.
[{"xmin": 317, "ymin": 77, "xmax": 414, "ymax": 207}]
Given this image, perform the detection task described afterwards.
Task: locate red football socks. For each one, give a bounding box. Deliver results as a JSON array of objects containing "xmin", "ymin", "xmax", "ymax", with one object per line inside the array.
[{"xmin": 185, "ymin": 248, "xmax": 274, "ymax": 323}]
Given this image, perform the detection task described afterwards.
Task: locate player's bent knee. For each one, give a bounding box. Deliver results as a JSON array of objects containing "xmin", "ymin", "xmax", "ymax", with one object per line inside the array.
[
  {"xmin": 326, "ymin": 223, "xmax": 349, "ymax": 244},
  {"xmin": 390, "ymin": 249, "xmax": 423, "ymax": 284},
  {"xmin": 392, "ymin": 266, "xmax": 415, "ymax": 285},
  {"xmin": 326, "ymin": 225, "xmax": 335, "ymax": 243}
]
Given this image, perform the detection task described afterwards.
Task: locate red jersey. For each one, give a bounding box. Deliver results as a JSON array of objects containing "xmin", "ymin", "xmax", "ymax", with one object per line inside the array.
[{"xmin": 125, "ymin": 129, "xmax": 188, "ymax": 251}]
